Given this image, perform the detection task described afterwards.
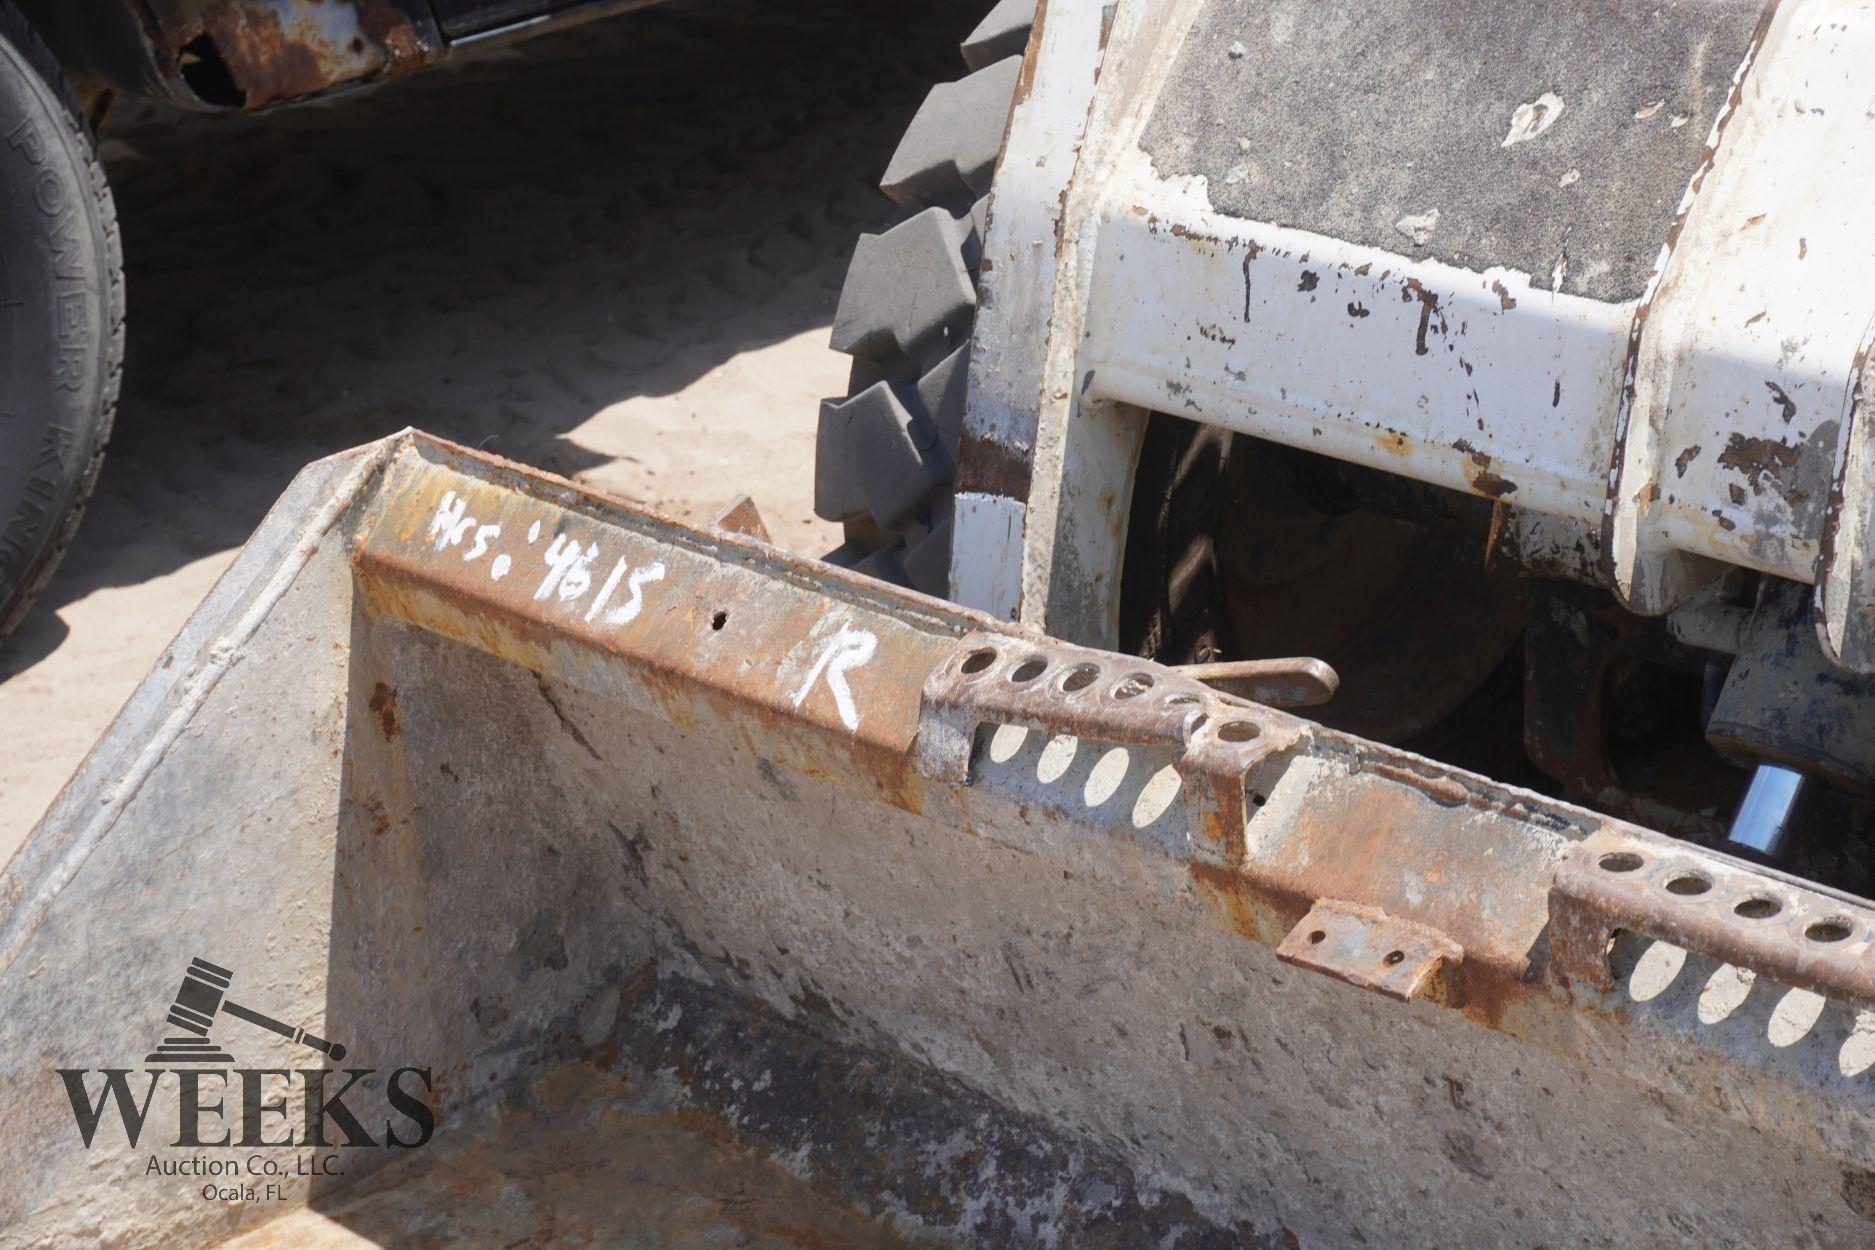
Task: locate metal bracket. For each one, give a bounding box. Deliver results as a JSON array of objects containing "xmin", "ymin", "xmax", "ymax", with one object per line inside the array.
[
  {"xmin": 912, "ymin": 632, "xmax": 1300, "ymax": 860},
  {"xmin": 712, "ymin": 494, "xmax": 772, "ymax": 543},
  {"xmin": 1276, "ymin": 899, "xmax": 1464, "ymax": 1004},
  {"xmin": 1550, "ymin": 825, "xmax": 1875, "ymax": 1010}
]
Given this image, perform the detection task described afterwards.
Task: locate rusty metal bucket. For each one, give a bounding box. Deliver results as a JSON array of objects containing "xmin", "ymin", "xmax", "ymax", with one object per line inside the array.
[{"xmin": 5, "ymin": 432, "xmax": 1875, "ymax": 1247}]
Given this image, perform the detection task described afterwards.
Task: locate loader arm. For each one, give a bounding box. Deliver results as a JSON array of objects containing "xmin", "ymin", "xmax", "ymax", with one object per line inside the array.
[{"xmin": 959, "ymin": 0, "xmax": 1875, "ymax": 668}]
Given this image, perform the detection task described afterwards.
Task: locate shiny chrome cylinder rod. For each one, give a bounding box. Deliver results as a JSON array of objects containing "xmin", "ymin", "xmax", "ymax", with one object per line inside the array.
[{"xmin": 1723, "ymin": 762, "xmax": 1812, "ymax": 863}]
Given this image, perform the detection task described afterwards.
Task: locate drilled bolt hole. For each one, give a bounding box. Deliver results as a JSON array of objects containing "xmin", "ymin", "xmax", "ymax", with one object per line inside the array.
[
  {"xmin": 1307, "ymin": 930, "xmax": 1326, "ymax": 945},
  {"xmin": 1164, "ymin": 692, "xmax": 1201, "ymax": 706},
  {"xmin": 1734, "ymin": 896, "xmax": 1782, "ymax": 920},
  {"xmin": 1806, "ymin": 918, "xmax": 1855, "ymax": 944},
  {"xmin": 710, "ymin": 610, "xmax": 728, "ymax": 631},
  {"xmin": 1598, "ymin": 852, "xmax": 1644, "ymax": 874},
  {"xmin": 1217, "ymin": 721, "xmax": 1259, "ymax": 743},
  {"xmin": 1664, "ymin": 873, "xmax": 1711, "ymax": 896},
  {"xmin": 1112, "ymin": 673, "xmax": 1155, "ymax": 699},
  {"xmin": 1060, "ymin": 664, "xmax": 1100, "ymax": 693},
  {"xmin": 960, "ymin": 647, "xmax": 998, "ymax": 675},
  {"xmin": 1383, "ymin": 950, "xmax": 1405, "ymax": 967},
  {"xmin": 1010, "ymin": 658, "xmax": 1047, "ymax": 684}
]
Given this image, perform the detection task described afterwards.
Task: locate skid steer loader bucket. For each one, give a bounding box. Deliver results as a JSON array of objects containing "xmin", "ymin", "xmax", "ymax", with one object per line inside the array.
[{"xmin": 6, "ymin": 431, "xmax": 1875, "ymax": 1247}]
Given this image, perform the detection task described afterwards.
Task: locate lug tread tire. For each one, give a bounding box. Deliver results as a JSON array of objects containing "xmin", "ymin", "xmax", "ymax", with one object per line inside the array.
[
  {"xmin": 879, "ymin": 55, "xmax": 1023, "ymax": 214},
  {"xmin": 814, "ymin": 383, "xmax": 950, "ymax": 531},
  {"xmin": 899, "ymin": 502, "xmax": 953, "ymax": 596},
  {"xmin": 815, "ymin": 8, "xmax": 1032, "ymax": 592},
  {"xmin": 828, "ymin": 206, "xmax": 978, "ymax": 371},
  {"xmin": 961, "ymin": 0, "xmax": 1037, "ymax": 71}
]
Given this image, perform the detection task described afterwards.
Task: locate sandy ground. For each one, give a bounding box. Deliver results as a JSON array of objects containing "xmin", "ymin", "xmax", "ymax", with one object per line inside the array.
[{"xmin": 0, "ymin": 0, "xmax": 966, "ymax": 863}]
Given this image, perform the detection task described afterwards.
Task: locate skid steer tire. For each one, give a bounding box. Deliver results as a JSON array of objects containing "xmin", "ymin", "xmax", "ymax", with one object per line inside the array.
[
  {"xmin": 815, "ymin": 0, "xmax": 1032, "ymax": 597},
  {"xmin": 0, "ymin": 2, "xmax": 122, "ymax": 636}
]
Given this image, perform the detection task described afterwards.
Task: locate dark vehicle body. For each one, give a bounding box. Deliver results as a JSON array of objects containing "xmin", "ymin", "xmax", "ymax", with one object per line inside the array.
[
  {"xmin": 17, "ymin": 0, "xmax": 660, "ymax": 113},
  {"xmin": 0, "ymin": 0, "xmax": 671, "ymax": 637}
]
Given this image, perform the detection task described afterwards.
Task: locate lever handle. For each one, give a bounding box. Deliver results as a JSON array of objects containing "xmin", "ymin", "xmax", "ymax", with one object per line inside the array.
[{"xmin": 1176, "ymin": 658, "xmax": 1338, "ymax": 708}]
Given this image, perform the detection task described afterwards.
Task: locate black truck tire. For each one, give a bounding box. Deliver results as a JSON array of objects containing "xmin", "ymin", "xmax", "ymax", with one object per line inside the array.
[
  {"xmin": 0, "ymin": 2, "xmax": 122, "ymax": 635},
  {"xmin": 814, "ymin": 0, "xmax": 1032, "ymax": 596}
]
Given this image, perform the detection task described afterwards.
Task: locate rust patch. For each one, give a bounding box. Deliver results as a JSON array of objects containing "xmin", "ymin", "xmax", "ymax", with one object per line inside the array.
[
  {"xmin": 1011, "ymin": 0, "xmax": 1050, "ymax": 107},
  {"xmin": 1168, "ymin": 222, "xmax": 1221, "ymax": 244},
  {"xmin": 1489, "ymin": 279, "xmax": 1516, "ymax": 311},
  {"xmin": 356, "ymin": 0, "xmax": 423, "ymax": 67},
  {"xmin": 1187, "ymin": 861, "xmax": 1268, "ymax": 943},
  {"xmin": 368, "ymin": 681, "xmax": 398, "ymax": 740},
  {"xmin": 1402, "ymin": 278, "xmax": 1442, "ymax": 357},
  {"xmin": 1471, "ymin": 471, "xmax": 1518, "ymax": 499},
  {"xmin": 201, "ymin": 4, "xmax": 329, "ymax": 105},
  {"xmin": 1458, "ymin": 447, "xmax": 1518, "ymax": 498},
  {"xmin": 712, "ymin": 494, "xmax": 772, "ymax": 543},
  {"xmin": 1717, "ymin": 432, "xmax": 1802, "ymax": 496},
  {"xmin": 1483, "ymin": 499, "xmax": 1509, "ymax": 569},
  {"xmin": 956, "ymin": 432, "xmax": 1034, "ymax": 502},
  {"xmin": 175, "ymin": 0, "xmax": 426, "ymax": 109},
  {"xmin": 1673, "ymin": 444, "xmax": 1701, "ymax": 478}
]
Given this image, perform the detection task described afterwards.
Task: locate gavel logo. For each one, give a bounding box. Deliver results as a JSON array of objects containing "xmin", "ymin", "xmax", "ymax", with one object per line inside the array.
[{"xmin": 145, "ymin": 957, "xmax": 347, "ymax": 1064}]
